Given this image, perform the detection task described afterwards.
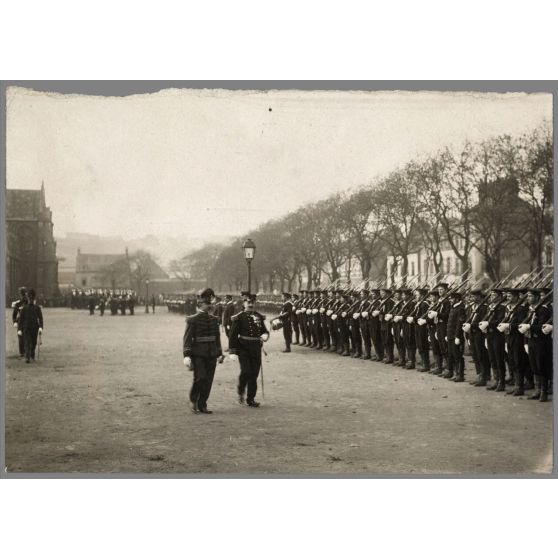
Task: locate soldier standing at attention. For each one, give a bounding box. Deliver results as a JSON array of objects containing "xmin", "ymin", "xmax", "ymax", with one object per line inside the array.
[
  {"xmin": 17, "ymin": 289, "xmax": 44, "ymax": 363},
  {"xmin": 182, "ymin": 288, "xmax": 225, "ymax": 414},
  {"xmin": 291, "ymin": 293, "xmax": 301, "ymax": 345},
  {"xmin": 278, "ymin": 292, "xmax": 293, "ymax": 352},
  {"xmin": 446, "ymin": 291, "xmax": 466, "ymax": 382},
  {"xmin": 228, "ymin": 292, "xmax": 270, "ymax": 407},
  {"xmin": 11, "ymin": 286, "xmax": 28, "ymax": 358}
]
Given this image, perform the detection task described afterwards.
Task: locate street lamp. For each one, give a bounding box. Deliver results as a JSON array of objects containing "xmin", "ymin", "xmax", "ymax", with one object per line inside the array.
[
  {"xmin": 242, "ymin": 238, "xmax": 256, "ymax": 293},
  {"xmin": 145, "ymin": 279, "xmax": 150, "ymax": 313}
]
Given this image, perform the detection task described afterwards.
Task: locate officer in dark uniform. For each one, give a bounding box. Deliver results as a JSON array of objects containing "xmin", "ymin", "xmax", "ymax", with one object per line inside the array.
[
  {"xmin": 182, "ymin": 288, "xmax": 224, "ymax": 413},
  {"xmin": 412, "ymin": 287, "xmax": 430, "ymax": 372},
  {"xmin": 17, "ymin": 289, "xmax": 44, "ymax": 363},
  {"xmin": 426, "ymin": 289, "xmax": 442, "ymax": 374},
  {"xmin": 99, "ymin": 295, "xmax": 106, "ymax": 316},
  {"xmin": 446, "ymin": 291, "xmax": 466, "ymax": 382},
  {"xmin": 377, "ymin": 288, "xmax": 395, "ymax": 363},
  {"xmin": 368, "ymin": 289, "xmax": 384, "ymax": 361},
  {"xmin": 519, "ymin": 288, "xmax": 552, "ymax": 402},
  {"xmin": 278, "ymin": 292, "xmax": 293, "ymax": 352},
  {"xmin": 462, "ymin": 289, "xmax": 491, "ymax": 386},
  {"xmin": 228, "ymin": 292, "xmax": 270, "ymax": 407},
  {"xmin": 11, "ymin": 286, "xmax": 28, "ymax": 358},
  {"xmin": 480, "ymin": 288, "xmax": 507, "ymax": 392},
  {"xmin": 498, "ymin": 287, "xmax": 531, "ymax": 395},
  {"xmin": 222, "ymin": 295, "xmax": 235, "ymax": 338}
]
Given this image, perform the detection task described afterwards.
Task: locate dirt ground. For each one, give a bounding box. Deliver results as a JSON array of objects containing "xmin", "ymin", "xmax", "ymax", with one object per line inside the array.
[{"xmin": 4, "ymin": 308, "xmax": 553, "ymax": 475}]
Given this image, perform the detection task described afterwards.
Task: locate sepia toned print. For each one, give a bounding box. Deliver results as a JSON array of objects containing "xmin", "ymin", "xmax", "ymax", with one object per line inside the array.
[{"xmin": 4, "ymin": 86, "xmax": 553, "ymax": 474}]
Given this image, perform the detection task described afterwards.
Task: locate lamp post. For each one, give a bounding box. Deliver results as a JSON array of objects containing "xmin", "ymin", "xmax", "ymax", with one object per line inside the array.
[
  {"xmin": 145, "ymin": 279, "xmax": 150, "ymax": 313},
  {"xmin": 242, "ymin": 238, "xmax": 256, "ymax": 293}
]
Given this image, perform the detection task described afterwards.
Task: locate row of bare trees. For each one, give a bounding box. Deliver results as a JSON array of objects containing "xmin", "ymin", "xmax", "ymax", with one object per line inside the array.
[{"xmin": 170, "ymin": 123, "xmax": 553, "ymax": 292}]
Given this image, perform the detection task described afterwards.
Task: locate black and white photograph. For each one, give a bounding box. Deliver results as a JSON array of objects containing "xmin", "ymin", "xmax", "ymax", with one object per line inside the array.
[{"xmin": 2, "ymin": 84, "xmax": 554, "ymax": 475}]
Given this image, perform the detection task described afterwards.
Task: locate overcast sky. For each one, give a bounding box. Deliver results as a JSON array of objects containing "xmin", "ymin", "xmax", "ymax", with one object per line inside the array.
[{"xmin": 6, "ymin": 87, "xmax": 552, "ymax": 240}]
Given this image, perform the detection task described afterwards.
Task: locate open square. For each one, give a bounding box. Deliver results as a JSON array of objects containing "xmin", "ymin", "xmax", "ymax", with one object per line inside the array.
[{"xmin": 4, "ymin": 308, "xmax": 552, "ymax": 474}]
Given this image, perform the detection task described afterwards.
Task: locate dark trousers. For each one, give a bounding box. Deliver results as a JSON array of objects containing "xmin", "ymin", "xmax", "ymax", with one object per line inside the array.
[
  {"xmin": 283, "ymin": 322, "xmax": 292, "ymax": 349},
  {"xmin": 471, "ymin": 332, "xmax": 490, "ymax": 380},
  {"xmin": 486, "ymin": 332, "xmax": 506, "ymax": 383},
  {"xmin": 18, "ymin": 330, "xmax": 25, "ymax": 356},
  {"xmin": 351, "ymin": 318, "xmax": 362, "ymax": 355},
  {"xmin": 393, "ymin": 322, "xmax": 405, "ymax": 363},
  {"xmin": 23, "ymin": 328, "xmax": 39, "ymax": 360},
  {"xmin": 292, "ymin": 316, "xmax": 300, "ymax": 343},
  {"xmin": 448, "ymin": 337, "xmax": 465, "ymax": 375},
  {"xmin": 507, "ymin": 334, "xmax": 528, "ymax": 388},
  {"xmin": 403, "ymin": 322, "xmax": 416, "ymax": 364},
  {"xmin": 190, "ymin": 356, "xmax": 217, "ymax": 408},
  {"xmin": 381, "ymin": 326, "xmax": 394, "ymax": 360},
  {"xmin": 238, "ymin": 351, "xmax": 262, "ymax": 401},
  {"xmin": 436, "ymin": 324, "xmax": 448, "ymax": 358},
  {"xmin": 360, "ymin": 320, "xmax": 371, "ymax": 356},
  {"xmin": 371, "ymin": 319, "xmax": 383, "ymax": 359}
]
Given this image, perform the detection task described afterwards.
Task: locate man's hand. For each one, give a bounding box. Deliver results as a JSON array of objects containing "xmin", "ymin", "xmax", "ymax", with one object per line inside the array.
[
  {"xmin": 229, "ymin": 354, "xmax": 239, "ymax": 363},
  {"xmin": 518, "ymin": 324, "xmax": 530, "ymax": 334},
  {"xmin": 17, "ymin": 330, "xmax": 22, "ymax": 336},
  {"xmin": 385, "ymin": 313, "xmax": 392, "ymax": 321},
  {"xmin": 217, "ymin": 355, "xmax": 225, "ymax": 364},
  {"xmin": 462, "ymin": 323, "xmax": 471, "ymax": 333},
  {"xmin": 38, "ymin": 327, "xmax": 43, "ymax": 334},
  {"xmin": 361, "ymin": 311, "xmax": 369, "ymax": 318},
  {"xmin": 406, "ymin": 316, "xmax": 414, "ymax": 324},
  {"xmin": 455, "ymin": 338, "xmax": 460, "ymax": 346},
  {"xmin": 260, "ymin": 333, "xmax": 270, "ymax": 342},
  {"xmin": 496, "ymin": 323, "xmax": 509, "ymax": 333},
  {"xmin": 417, "ymin": 318, "xmax": 426, "ymax": 326},
  {"xmin": 478, "ymin": 321, "xmax": 489, "ymax": 332},
  {"xmin": 542, "ymin": 324, "xmax": 553, "ymax": 335},
  {"xmin": 428, "ymin": 311, "xmax": 437, "ymax": 319},
  {"xmin": 183, "ymin": 357, "xmax": 192, "ymax": 368},
  {"xmin": 13, "ymin": 322, "xmax": 18, "ymax": 328},
  {"xmin": 331, "ymin": 314, "xmax": 337, "ymax": 320}
]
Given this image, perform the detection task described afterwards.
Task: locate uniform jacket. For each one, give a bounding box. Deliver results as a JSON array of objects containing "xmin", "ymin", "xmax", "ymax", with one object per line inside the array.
[
  {"xmin": 485, "ymin": 302, "xmax": 506, "ymax": 333},
  {"xmin": 279, "ymin": 300, "xmax": 293, "ymax": 323},
  {"xmin": 446, "ymin": 301, "xmax": 466, "ymax": 340},
  {"xmin": 228, "ymin": 311, "xmax": 269, "ymax": 355},
  {"xmin": 17, "ymin": 302, "xmax": 44, "ymax": 331},
  {"xmin": 467, "ymin": 302, "xmax": 488, "ymax": 333},
  {"xmin": 12, "ymin": 297, "xmax": 27, "ymax": 323},
  {"xmin": 502, "ymin": 302, "xmax": 528, "ymax": 336},
  {"xmin": 182, "ymin": 310, "xmax": 223, "ymax": 359},
  {"xmin": 527, "ymin": 304, "xmax": 552, "ymax": 337}
]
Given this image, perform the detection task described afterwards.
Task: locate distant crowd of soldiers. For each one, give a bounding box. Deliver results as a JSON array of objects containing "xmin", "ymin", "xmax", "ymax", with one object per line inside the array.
[
  {"xmin": 269, "ymin": 268, "xmax": 553, "ymax": 402},
  {"xmin": 70, "ymin": 288, "xmax": 150, "ymax": 315}
]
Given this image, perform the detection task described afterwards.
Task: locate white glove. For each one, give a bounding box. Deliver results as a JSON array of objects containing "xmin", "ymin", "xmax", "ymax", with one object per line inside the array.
[
  {"xmin": 417, "ymin": 318, "xmax": 426, "ymax": 326},
  {"xmin": 13, "ymin": 322, "xmax": 18, "ymax": 328},
  {"xmin": 312, "ymin": 308, "xmax": 319, "ymax": 315},
  {"xmin": 372, "ymin": 310, "xmax": 380, "ymax": 317},
  {"xmin": 497, "ymin": 323, "xmax": 509, "ymax": 333},
  {"xmin": 462, "ymin": 323, "xmax": 471, "ymax": 333},
  {"xmin": 295, "ymin": 310, "xmax": 301, "ymax": 315},
  {"xmin": 301, "ymin": 308, "xmax": 306, "ymax": 313},
  {"xmin": 183, "ymin": 356, "xmax": 191, "ymax": 367},
  {"xmin": 428, "ymin": 311, "xmax": 437, "ymax": 319},
  {"xmin": 260, "ymin": 333, "xmax": 270, "ymax": 342},
  {"xmin": 326, "ymin": 309, "xmax": 333, "ymax": 316},
  {"xmin": 320, "ymin": 307, "xmax": 325, "ymax": 313},
  {"xmin": 341, "ymin": 312, "xmax": 347, "ymax": 318},
  {"xmin": 454, "ymin": 338, "xmax": 460, "ymax": 346},
  {"xmin": 353, "ymin": 313, "xmax": 360, "ymax": 320},
  {"xmin": 331, "ymin": 314, "xmax": 338, "ymax": 321},
  {"xmin": 385, "ymin": 313, "xmax": 392, "ymax": 321},
  {"xmin": 394, "ymin": 316, "xmax": 402, "ymax": 323},
  {"xmin": 518, "ymin": 324, "xmax": 530, "ymax": 334},
  {"xmin": 478, "ymin": 321, "xmax": 489, "ymax": 332},
  {"xmin": 17, "ymin": 330, "xmax": 22, "ymax": 336},
  {"xmin": 38, "ymin": 328, "xmax": 43, "ymax": 333},
  {"xmin": 229, "ymin": 354, "xmax": 239, "ymax": 362},
  {"xmin": 542, "ymin": 324, "xmax": 553, "ymax": 335},
  {"xmin": 306, "ymin": 310, "xmax": 311, "ymax": 315},
  {"xmin": 406, "ymin": 316, "xmax": 414, "ymax": 323},
  {"xmin": 445, "ymin": 336, "xmax": 448, "ymax": 342},
  {"xmin": 361, "ymin": 311, "xmax": 369, "ymax": 318}
]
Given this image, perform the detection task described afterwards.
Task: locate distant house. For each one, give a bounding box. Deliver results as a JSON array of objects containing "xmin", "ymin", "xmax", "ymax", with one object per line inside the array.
[
  {"xmin": 6, "ymin": 183, "xmax": 59, "ymax": 303},
  {"xmin": 73, "ymin": 248, "xmax": 174, "ymax": 296}
]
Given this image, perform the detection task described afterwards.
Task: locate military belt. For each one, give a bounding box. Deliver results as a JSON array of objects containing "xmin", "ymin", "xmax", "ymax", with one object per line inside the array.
[
  {"xmin": 194, "ymin": 336, "xmax": 216, "ymax": 342},
  {"xmin": 239, "ymin": 335, "xmax": 261, "ymax": 341}
]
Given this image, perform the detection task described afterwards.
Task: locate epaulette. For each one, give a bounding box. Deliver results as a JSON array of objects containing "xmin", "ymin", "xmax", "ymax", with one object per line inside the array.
[{"xmin": 231, "ymin": 312, "xmax": 243, "ymax": 321}]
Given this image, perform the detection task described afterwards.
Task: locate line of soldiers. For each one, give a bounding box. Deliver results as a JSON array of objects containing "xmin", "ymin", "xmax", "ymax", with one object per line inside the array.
[
  {"xmin": 70, "ymin": 289, "xmax": 138, "ymax": 316},
  {"xmin": 274, "ymin": 275, "xmax": 553, "ymax": 402}
]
